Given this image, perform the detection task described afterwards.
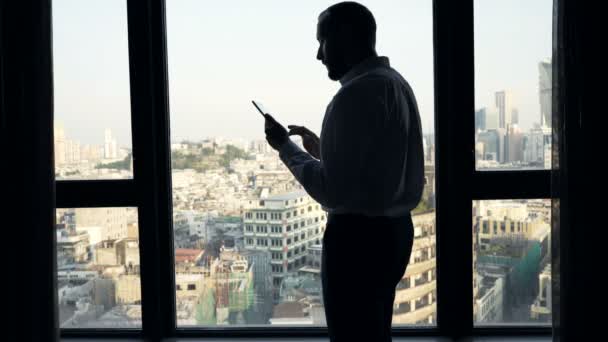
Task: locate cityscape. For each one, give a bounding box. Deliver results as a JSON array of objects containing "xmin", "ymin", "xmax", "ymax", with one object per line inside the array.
[
  {"xmin": 474, "ymin": 59, "xmax": 553, "ymax": 170},
  {"xmin": 55, "ymin": 54, "xmax": 552, "ymax": 325}
]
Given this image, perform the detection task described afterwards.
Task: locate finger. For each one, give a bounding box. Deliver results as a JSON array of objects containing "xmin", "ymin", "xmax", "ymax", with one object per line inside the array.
[
  {"xmin": 287, "ymin": 128, "xmax": 309, "ymax": 138},
  {"xmin": 288, "ymin": 127, "xmax": 308, "ymax": 135},
  {"xmin": 264, "ymin": 113, "xmax": 277, "ymax": 123}
]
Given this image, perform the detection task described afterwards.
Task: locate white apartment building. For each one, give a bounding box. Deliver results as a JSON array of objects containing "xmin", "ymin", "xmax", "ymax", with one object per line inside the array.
[{"xmin": 243, "ymin": 190, "xmax": 327, "ymax": 287}]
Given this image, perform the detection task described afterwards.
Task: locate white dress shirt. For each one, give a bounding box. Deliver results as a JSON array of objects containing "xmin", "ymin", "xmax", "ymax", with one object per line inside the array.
[{"xmin": 279, "ymin": 55, "xmax": 424, "ymax": 217}]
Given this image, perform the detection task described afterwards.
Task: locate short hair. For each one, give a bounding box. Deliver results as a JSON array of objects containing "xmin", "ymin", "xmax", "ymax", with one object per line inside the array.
[{"xmin": 319, "ymin": 2, "xmax": 377, "ymax": 49}]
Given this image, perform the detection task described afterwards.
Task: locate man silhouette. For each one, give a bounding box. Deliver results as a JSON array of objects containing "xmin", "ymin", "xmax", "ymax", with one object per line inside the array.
[{"xmin": 264, "ymin": 2, "xmax": 424, "ymax": 341}]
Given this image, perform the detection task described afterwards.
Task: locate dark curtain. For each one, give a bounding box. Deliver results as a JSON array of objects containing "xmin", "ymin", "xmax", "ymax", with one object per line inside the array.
[
  {"xmin": 0, "ymin": 0, "xmax": 58, "ymax": 341},
  {"xmin": 552, "ymin": 0, "xmax": 591, "ymax": 341}
]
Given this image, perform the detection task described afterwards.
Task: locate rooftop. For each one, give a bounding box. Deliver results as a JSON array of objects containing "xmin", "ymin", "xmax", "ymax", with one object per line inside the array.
[{"xmin": 265, "ymin": 190, "xmax": 308, "ymax": 201}]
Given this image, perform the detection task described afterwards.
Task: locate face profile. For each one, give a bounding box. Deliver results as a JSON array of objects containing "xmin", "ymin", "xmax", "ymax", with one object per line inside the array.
[
  {"xmin": 315, "ymin": 2, "xmax": 378, "ymax": 81},
  {"xmin": 316, "ymin": 12, "xmax": 347, "ymax": 81}
]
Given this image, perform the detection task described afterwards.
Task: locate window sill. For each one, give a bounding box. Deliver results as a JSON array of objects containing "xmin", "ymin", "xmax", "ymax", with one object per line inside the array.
[{"xmin": 62, "ymin": 336, "xmax": 552, "ymax": 342}]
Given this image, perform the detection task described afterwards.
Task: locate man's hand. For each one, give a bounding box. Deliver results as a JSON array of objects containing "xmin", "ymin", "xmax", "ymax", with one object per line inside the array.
[
  {"xmin": 288, "ymin": 125, "xmax": 320, "ymax": 159},
  {"xmin": 264, "ymin": 113, "xmax": 289, "ymax": 151}
]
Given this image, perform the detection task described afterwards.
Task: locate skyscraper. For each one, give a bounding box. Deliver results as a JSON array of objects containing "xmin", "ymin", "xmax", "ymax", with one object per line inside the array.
[
  {"xmin": 104, "ymin": 128, "xmax": 118, "ymax": 159},
  {"xmin": 54, "ymin": 122, "xmax": 66, "ymax": 165},
  {"xmin": 505, "ymin": 124, "xmax": 524, "ymax": 164},
  {"xmin": 475, "ymin": 108, "xmax": 487, "ymax": 132},
  {"xmin": 538, "ymin": 59, "xmax": 552, "ymax": 128},
  {"xmin": 485, "ymin": 107, "xmax": 500, "ymax": 130},
  {"xmin": 495, "ymin": 90, "xmax": 513, "ymax": 129},
  {"xmin": 511, "ymin": 108, "xmax": 519, "ymax": 125}
]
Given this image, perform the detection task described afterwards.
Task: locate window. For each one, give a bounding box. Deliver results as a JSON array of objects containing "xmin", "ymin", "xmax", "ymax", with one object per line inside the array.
[
  {"xmin": 56, "ymin": 207, "xmax": 141, "ymax": 328},
  {"xmin": 43, "ymin": 0, "xmax": 564, "ymax": 336},
  {"xmin": 474, "ymin": 0, "xmax": 553, "ymax": 170},
  {"xmin": 53, "ymin": 0, "xmax": 133, "ymax": 181},
  {"xmin": 473, "ymin": 199, "xmax": 551, "ymax": 325}
]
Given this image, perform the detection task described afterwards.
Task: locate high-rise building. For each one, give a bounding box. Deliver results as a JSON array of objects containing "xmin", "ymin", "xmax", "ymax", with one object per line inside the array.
[
  {"xmin": 538, "ymin": 59, "xmax": 552, "ymax": 128},
  {"xmin": 73, "ymin": 207, "xmax": 131, "ymax": 241},
  {"xmin": 530, "ymin": 263, "xmax": 552, "ymax": 322},
  {"xmin": 65, "ymin": 139, "xmax": 81, "ymax": 164},
  {"xmin": 249, "ymin": 139, "xmax": 270, "ymax": 155},
  {"xmin": 505, "ymin": 124, "xmax": 524, "ymax": 164},
  {"xmin": 475, "ymin": 108, "xmax": 487, "ymax": 132},
  {"xmin": 495, "ymin": 90, "xmax": 513, "ymax": 129},
  {"xmin": 485, "ymin": 107, "xmax": 500, "ymax": 130},
  {"xmin": 54, "ymin": 122, "xmax": 66, "ymax": 165},
  {"xmin": 511, "ymin": 108, "xmax": 519, "ymax": 125},
  {"xmin": 477, "ymin": 129, "xmax": 506, "ymax": 163},
  {"xmin": 475, "ymin": 270, "xmax": 505, "ymax": 323},
  {"xmin": 392, "ymin": 211, "xmax": 437, "ymax": 324},
  {"xmin": 242, "ymin": 190, "xmax": 326, "ymax": 289},
  {"xmin": 523, "ymin": 124, "xmax": 552, "ymax": 168},
  {"xmin": 104, "ymin": 128, "xmax": 118, "ymax": 159}
]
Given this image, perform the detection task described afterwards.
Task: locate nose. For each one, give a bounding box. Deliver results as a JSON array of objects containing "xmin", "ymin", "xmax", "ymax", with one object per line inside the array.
[{"xmin": 316, "ymin": 45, "xmax": 322, "ymax": 62}]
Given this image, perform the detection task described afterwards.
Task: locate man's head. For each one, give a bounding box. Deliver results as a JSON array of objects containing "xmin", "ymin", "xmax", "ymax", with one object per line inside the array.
[{"xmin": 317, "ymin": 2, "xmax": 377, "ymax": 81}]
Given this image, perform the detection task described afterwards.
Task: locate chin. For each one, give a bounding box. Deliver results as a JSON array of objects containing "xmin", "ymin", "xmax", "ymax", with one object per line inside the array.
[{"xmin": 327, "ymin": 69, "xmax": 340, "ymax": 81}]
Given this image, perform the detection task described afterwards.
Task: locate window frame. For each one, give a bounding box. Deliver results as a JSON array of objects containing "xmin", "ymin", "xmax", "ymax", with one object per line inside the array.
[{"xmin": 57, "ymin": 0, "xmax": 555, "ymax": 339}]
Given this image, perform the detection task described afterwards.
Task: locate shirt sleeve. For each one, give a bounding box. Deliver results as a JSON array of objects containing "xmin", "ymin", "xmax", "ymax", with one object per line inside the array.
[{"xmin": 278, "ymin": 81, "xmax": 380, "ymax": 210}]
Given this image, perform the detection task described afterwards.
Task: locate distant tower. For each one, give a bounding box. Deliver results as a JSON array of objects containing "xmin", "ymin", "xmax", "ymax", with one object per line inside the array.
[
  {"xmin": 475, "ymin": 108, "xmax": 487, "ymax": 131},
  {"xmin": 495, "ymin": 90, "xmax": 513, "ymax": 129},
  {"xmin": 538, "ymin": 59, "xmax": 552, "ymax": 127},
  {"xmin": 511, "ymin": 108, "xmax": 519, "ymax": 125},
  {"xmin": 54, "ymin": 122, "xmax": 66, "ymax": 165},
  {"xmin": 104, "ymin": 128, "xmax": 118, "ymax": 159}
]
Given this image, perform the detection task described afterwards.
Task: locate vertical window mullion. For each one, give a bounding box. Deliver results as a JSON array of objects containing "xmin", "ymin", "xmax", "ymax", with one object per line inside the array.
[
  {"xmin": 433, "ymin": 0, "xmax": 475, "ymax": 338},
  {"xmin": 127, "ymin": 0, "xmax": 175, "ymax": 339}
]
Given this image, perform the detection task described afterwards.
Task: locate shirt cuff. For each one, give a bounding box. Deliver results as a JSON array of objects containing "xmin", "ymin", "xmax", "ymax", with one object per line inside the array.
[{"xmin": 278, "ymin": 138, "xmax": 303, "ymax": 162}]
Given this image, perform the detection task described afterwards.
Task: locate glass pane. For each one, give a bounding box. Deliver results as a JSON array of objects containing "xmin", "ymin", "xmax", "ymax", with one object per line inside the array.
[
  {"xmin": 53, "ymin": 0, "xmax": 133, "ymax": 180},
  {"xmin": 167, "ymin": 0, "xmax": 435, "ymax": 326},
  {"xmin": 473, "ymin": 200, "xmax": 552, "ymax": 325},
  {"xmin": 474, "ymin": 0, "xmax": 553, "ymax": 170},
  {"xmin": 57, "ymin": 207, "xmax": 141, "ymax": 328}
]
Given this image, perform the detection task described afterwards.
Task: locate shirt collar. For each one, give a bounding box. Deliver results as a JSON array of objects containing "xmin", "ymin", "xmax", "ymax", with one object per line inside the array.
[{"xmin": 339, "ymin": 55, "xmax": 390, "ymax": 86}]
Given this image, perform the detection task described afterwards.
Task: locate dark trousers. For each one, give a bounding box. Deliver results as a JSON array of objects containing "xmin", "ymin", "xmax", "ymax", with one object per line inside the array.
[{"xmin": 321, "ymin": 212, "xmax": 414, "ymax": 342}]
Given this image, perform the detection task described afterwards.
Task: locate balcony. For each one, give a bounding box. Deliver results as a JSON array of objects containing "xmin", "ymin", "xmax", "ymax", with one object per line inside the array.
[
  {"xmin": 269, "ymin": 245, "xmax": 284, "ymax": 252},
  {"xmin": 394, "ymin": 280, "xmax": 436, "ymax": 304},
  {"xmin": 405, "ymin": 257, "xmax": 436, "ymax": 276},
  {"xmin": 392, "ymin": 302, "xmax": 436, "ymax": 325},
  {"xmin": 413, "ymin": 236, "xmax": 435, "ymax": 250}
]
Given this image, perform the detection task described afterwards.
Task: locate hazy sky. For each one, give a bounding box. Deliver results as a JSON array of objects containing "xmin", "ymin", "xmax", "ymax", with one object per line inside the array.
[{"xmin": 53, "ymin": 0, "xmax": 552, "ymax": 146}]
